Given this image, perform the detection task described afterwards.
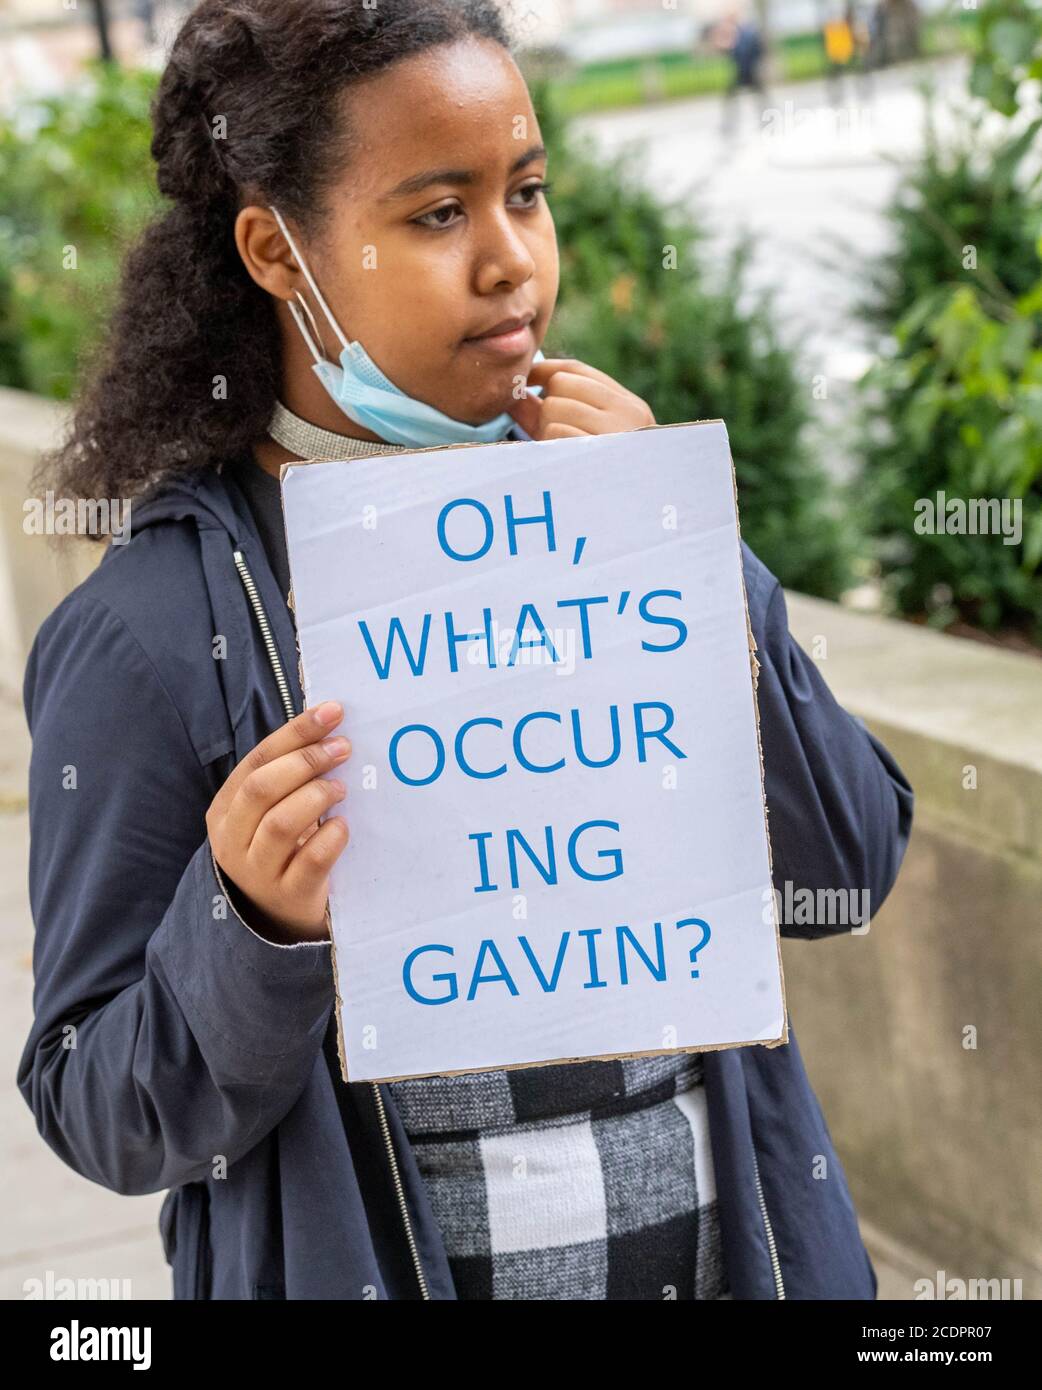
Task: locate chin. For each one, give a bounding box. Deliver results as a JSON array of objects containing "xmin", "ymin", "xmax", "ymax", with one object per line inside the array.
[
  {"xmin": 463, "ymin": 370, "xmax": 532, "ymax": 420},
  {"xmin": 459, "ymin": 404, "xmax": 513, "ymax": 428}
]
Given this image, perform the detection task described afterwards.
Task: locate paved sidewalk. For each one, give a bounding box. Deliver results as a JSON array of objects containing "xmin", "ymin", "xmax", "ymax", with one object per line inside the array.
[
  {"xmin": 1, "ymin": 821, "xmax": 170, "ymax": 1298},
  {"xmin": 575, "ymin": 56, "xmax": 974, "ymax": 375},
  {"xmin": 574, "ymin": 55, "xmax": 990, "ymax": 480},
  {"xmin": 1, "ymin": 698, "xmax": 168, "ymax": 1298}
]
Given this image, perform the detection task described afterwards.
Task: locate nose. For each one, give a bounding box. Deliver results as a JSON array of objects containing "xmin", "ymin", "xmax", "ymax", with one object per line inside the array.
[{"xmin": 472, "ymin": 204, "xmax": 538, "ymax": 294}]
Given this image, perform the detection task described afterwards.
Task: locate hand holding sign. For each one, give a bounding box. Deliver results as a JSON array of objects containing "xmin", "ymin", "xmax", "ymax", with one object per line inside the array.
[{"xmin": 206, "ymin": 702, "xmax": 352, "ymax": 942}]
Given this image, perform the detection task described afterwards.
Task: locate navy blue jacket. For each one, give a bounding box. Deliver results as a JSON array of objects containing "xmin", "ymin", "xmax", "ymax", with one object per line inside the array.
[{"xmin": 18, "ymin": 460, "xmax": 913, "ymax": 1300}]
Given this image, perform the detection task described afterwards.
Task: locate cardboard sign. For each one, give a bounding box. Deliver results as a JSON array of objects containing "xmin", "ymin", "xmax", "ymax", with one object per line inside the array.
[{"xmin": 281, "ymin": 420, "xmax": 786, "ymax": 1083}]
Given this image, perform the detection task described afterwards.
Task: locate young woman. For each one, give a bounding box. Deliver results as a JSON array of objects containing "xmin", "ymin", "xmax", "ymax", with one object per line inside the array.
[{"xmin": 19, "ymin": 0, "xmax": 913, "ymax": 1301}]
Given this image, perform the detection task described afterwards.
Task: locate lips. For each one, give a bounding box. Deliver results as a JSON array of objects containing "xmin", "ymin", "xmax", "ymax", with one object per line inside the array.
[{"xmin": 464, "ymin": 312, "xmax": 535, "ymax": 342}]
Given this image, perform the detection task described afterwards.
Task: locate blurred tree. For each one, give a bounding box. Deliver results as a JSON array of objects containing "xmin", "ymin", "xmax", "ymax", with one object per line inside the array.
[
  {"xmin": 877, "ymin": 0, "xmax": 922, "ymax": 64},
  {"xmin": 92, "ymin": 0, "xmax": 115, "ymax": 64}
]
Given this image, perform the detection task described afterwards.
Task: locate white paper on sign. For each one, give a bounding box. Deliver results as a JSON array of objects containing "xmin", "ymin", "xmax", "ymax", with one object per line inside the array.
[{"xmin": 281, "ymin": 420, "xmax": 786, "ymax": 1083}]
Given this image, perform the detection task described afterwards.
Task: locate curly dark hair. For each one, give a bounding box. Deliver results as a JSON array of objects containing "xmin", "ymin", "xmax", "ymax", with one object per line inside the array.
[{"xmin": 43, "ymin": 0, "xmax": 514, "ymax": 518}]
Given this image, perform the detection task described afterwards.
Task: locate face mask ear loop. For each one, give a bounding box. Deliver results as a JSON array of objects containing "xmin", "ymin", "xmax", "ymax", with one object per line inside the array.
[
  {"xmin": 269, "ymin": 204, "xmax": 350, "ymax": 354},
  {"xmin": 288, "ymin": 291, "xmax": 325, "ymax": 367}
]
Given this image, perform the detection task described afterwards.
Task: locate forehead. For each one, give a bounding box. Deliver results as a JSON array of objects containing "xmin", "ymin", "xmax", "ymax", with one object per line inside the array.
[{"xmin": 343, "ymin": 39, "xmax": 538, "ymax": 190}]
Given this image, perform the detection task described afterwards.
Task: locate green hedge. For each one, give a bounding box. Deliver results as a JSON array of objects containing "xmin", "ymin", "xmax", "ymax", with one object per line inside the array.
[
  {"xmin": 855, "ymin": 6, "xmax": 1042, "ymax": 643},
  {"xmin": 0, "ymin": 63, "xmax": 159, "ymax": 399}
]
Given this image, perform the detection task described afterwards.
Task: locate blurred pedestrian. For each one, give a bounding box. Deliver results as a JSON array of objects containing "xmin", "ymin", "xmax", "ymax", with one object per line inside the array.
[
  {"xmin": 822, "ymin": 5, "xmax": 855, "ymax": 101},
  {"xmin": 824, "ymin": 3, "xmax": 874, "ymax": 102},
  {"xmin": 135, "ymin": 0, "xmax": 158, "ymax": 47},
  {"xmin": 710, "ymin": 7, "xmax": 766, "ymax": 137}
]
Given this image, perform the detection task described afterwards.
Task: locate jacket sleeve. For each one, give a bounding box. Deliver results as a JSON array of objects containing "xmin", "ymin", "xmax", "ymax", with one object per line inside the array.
[
  {"xmin": 742, "ymin": 543, "xmax": 915, "ymax": 940},
  {"xmin": 17, "ymin": 594, "xmax": 334, "ymax": 1196}
]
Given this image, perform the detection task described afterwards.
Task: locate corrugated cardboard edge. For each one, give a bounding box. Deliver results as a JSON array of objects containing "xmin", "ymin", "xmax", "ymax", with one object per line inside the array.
[
  {"xmin": 722, "ymin": 420, "xmax": 789, "ymax": 1053},
  {"xmin": 280, "ymin": 418, "xmax": 787, "ymax": 1084},
  {"xmin": 275, "ymin": 469, "xmax": 354, "ymax": 1087},
  {"xmin": 327, "ymin": 907, "xmax": 352, "ymax": 1086}
]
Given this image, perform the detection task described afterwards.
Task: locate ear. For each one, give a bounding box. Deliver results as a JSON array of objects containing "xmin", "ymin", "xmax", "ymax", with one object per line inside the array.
[{"xmin": 235, "ymin": 205, "xmax": 300, "ymax": 301}]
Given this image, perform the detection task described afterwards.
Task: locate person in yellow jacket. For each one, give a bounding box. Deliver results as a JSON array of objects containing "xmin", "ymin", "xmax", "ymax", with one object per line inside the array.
[{"xmin": 823, "ymin": 15, "xmax": 855, "ymax": 66}]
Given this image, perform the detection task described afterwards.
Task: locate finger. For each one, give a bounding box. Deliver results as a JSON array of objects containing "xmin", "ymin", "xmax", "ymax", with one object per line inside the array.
[
  {"xmin": 540, "ymin": 396, "xmax": 607, "ymax": 433},
  {"xmin": 281, "ymin": 816, "xmax": 350, "ymax": 898},
  {"xmin": 543, "ymin": 422, "xmax": 587, "ymax": 439},
  {"xmin": 210, "ymin": 701, "xmax": 344, "ymax": 820},
  {"xmin": 526, "ymin": 357, "xmax": 625, "ymax": 392},
  {"xmin": 249, "ymin": 777, "xmax": 347, "ymax": 875},
  {"xmin": 540, "ymin": 371, "xmax": 619, "ymax": 409},
  {"xmin": 510, "ymin": 362, "xmax": 620, "ymax": 438},
  {"xmin": 225, "ymin": 736, "xmax": 351, "ymax": 848}
]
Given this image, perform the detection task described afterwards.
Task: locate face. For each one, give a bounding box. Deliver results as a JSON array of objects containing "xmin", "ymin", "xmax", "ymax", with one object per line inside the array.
[{"xmin": 284, "ymin": 37, "xmax": 559, "ymax": 427}]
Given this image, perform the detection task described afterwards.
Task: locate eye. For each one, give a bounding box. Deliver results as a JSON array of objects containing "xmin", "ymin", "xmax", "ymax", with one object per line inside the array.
[
  {"xmin": 510, "ymin": 179, "xmax": 554, "ymax": 209},
  {"xmin": 412, "ymin": 203, "xmax": 464, "ymax": 231},
  {"xmin": 411, "ymin": 180, "xmax": 553, "ymax": 231}
]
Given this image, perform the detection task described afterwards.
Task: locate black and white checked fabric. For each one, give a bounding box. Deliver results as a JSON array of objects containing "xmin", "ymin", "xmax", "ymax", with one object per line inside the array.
[{"xmin": 388, "ymin": 1052, "xmax": 731, "ymax": 1300}]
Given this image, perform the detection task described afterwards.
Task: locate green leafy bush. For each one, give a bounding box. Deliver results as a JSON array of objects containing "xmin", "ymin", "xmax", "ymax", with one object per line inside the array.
[
  {"xmin": 856, "ymin": 18, "xmax": 1042, "ymax": 644},
  {"xmin": 969, "ymin": 0, "xmax": 1042, "ymax": 115},
  {"xmin": 0, "ymin": 62, "xmax": 159, "ymax": 399},
  {"xmin": 859, "ymin": 105, "xmax": 1042, "ymax": 336}
]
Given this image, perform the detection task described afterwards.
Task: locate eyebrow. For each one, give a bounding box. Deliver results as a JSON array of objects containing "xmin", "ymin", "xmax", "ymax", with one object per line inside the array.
[{"xmin": 377, "ymin": 143, "xmax": 548, "ymax": 202}]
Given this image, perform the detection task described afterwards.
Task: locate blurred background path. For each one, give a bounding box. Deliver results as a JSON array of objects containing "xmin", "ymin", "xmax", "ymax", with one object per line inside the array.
[{"xmin": 576, "ymin": 54, "xmax": 969, "ymax": 407}]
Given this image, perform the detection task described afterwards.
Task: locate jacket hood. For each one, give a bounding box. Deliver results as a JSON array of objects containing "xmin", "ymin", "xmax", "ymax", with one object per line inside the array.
[
  {"xmin": 96, "ymin": 457, "xmax": 304, "ymax": 760},
  {"xmin": 129, "ymin": 462, "xmax": 255, "ymax": 547}
]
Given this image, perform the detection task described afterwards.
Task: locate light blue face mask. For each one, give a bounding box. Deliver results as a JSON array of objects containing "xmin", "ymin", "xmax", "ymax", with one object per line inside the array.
[{"xmin": 269, "ymin": 206, "xmax": 543, "ymax": 449}]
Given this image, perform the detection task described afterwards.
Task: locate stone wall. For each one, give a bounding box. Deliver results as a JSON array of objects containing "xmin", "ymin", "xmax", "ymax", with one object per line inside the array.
[{"xmin": 782, "ymin": 591, "xmax": 1042, "ymax": 1297}]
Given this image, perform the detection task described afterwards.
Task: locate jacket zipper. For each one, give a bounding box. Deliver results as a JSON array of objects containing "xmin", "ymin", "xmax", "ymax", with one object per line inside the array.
[
  {"xmin": 751, "ymin": 1147, "xmax": 786, "ymax": 1299},
  {"xmin": 370, "ymin": 1082, "xmax": 430, "ymax": 1300},
  {"xmin": 232, "ymin": 551, "xmax": 296, "ymax": 723},
  {"xmin": 233, "ymin": 546, "xmax": 431, "ymax": 1301}
]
